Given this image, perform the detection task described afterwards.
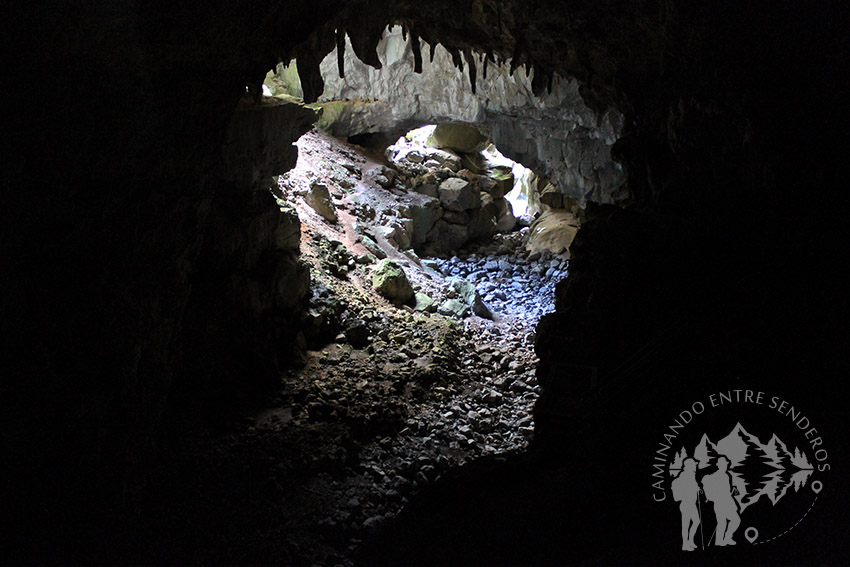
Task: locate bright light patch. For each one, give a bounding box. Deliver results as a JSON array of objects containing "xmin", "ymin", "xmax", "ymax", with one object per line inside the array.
[{"xmin": 402, "ymin": 125, "xmax": 537, "ymax": 217}]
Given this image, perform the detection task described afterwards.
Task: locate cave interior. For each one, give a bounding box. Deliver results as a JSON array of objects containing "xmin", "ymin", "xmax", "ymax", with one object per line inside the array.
[{"xmin": 3, "ymin": 1, "xmax": 850, "ymax": 565}]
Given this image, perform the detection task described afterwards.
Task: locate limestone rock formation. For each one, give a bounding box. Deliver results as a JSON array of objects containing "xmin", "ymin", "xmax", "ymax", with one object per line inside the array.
[{"xmin": 282, "ymin": 26, "xmax": 626, "ymax": 207}]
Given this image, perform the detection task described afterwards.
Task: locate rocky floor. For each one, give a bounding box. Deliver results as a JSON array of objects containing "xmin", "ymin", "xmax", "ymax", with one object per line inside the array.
[{"xmin": 139, "ymin": 129, "xmax": 569, "ymax": 566}]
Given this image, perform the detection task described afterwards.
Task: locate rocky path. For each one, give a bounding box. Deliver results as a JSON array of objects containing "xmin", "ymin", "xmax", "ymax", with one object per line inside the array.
[{"xmin": 143, "ymin": 130, "xmax": 568, "ymax": 566}]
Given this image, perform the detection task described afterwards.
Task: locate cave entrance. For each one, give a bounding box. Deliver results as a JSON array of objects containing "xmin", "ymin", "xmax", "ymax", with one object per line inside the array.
[{"xmin": 248, "ymin": 25, "xmax": 624, "ymax": 563}]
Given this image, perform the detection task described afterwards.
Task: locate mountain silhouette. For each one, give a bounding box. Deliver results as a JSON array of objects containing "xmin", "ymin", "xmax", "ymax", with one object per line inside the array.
[
  {"xmin": 671, "ymin": 423, "xmax": 813, "ymax": 513},
  {"xmin": 694, "ymin": 434, "xmax": 721, "ymax": 469}
]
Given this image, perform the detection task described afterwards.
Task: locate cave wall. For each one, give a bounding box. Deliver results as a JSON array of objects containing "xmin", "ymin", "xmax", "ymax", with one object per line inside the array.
[{"xmin": 1, "ymin": 1, "xmax": 331, "ymax": 557}]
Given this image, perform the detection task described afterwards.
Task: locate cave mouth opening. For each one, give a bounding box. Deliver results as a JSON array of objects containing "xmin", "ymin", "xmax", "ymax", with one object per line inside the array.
[{"xmin": 184, "ymin": 24, "xmax": 622, "ymax": 563}]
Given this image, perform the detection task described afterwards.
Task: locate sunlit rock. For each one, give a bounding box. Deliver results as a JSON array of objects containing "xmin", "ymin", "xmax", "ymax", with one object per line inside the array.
[
  {"xmin": 371, "ymin": 259, "xmax": 414, "ymax": 305},
  {"xmin": 438, "ymin": 178, "xmax": 480, "ymax": 212},
  {"xmin": 304, "ymin": 181, "xmax": 338, "ymax": 223},
  {"xmin": 524, "ymin": 209, "xmax": 580, "ymax": 258},
  {"xmin": 426, "ymin": 123, "xmax": 488, "ymax": 153}
]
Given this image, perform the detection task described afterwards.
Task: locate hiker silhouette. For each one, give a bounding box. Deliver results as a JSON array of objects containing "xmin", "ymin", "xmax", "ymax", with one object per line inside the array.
[
  {"xmin": 671, "ymin": 458, "xmax": 701, "ymax": 551},
  {"xmin": 701, "ymin": 456, "xmax": 741, "ymax": 546}
]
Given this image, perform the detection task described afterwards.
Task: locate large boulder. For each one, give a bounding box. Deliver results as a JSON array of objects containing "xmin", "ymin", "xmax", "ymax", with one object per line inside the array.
[
  {"xmin": 525, "ymin": 209, "xmax": 580, "ymax": 257},
  {"xmin": 426, "ymin": 123, "xmax": 488, "ymax": 153},
  {"xmin": 478, "ymin": 176, "xmax": 504, "ymax": 199},
  {"xmin": 425, "ymin": 220, "xmax": 469, "ymax": 255},
  {"xmin": 414, "ymin": 183, "xmax": 439, "ymax": 199},
  {"xmin": 304, "ymin": 181, "xmax": 337, "ymax": 223},
  {"xmin": 371, "ymin": 259, "xmax": 414, "ymax": 305},
  {"xmin": 468, "ymin": 196, "xmax": 499, "ymax": 241},
  {"xmin": 438, "ymin": 178, "xmax": 480, "ymax": 212},
  {"xmin": 414, "ymin": 292, "xmax": 436, "ymax": 313},
  {"xmin": 405, "ymin": 198, "xmax": 444, "ymax": 249}
]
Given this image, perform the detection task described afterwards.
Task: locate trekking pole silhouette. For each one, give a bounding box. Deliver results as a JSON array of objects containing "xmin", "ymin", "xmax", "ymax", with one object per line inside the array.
[{"xmin": 697, "ymin": 489, "xmax": 704, "ymax": 550}]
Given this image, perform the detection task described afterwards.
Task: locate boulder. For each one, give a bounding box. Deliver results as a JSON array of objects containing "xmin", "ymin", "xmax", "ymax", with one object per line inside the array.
[
  {"xmin": 406, "ymin": 198, "xmax": 444, "ymax": 248},
  {"xmin": 360, "ymin": 235, "xmax": 387, "ymax": 259},
  {"xmin": 442, "ymin": 210, "xmax": 471, "ymax": 225},
  {"xmin": 426, "ymin": 123, "xmax": 488, "ymax": 153},
  {"xmin": 304, "ymin": 181, "xmax": 337, "ymax": 222},
  {"xmin": 451, "ymin": 278, "xmax": 492, "ymax": 319},
  {"xmin": 423, "ymin": 147, "xmax": 462, "ymax": 170},
  {"xmin": 490, "ymin": 167, "xmax": 515, "ymax": 197},
  {"xmin": 478, "ymin": 176, "xmax": 505, "ymax": 199},
  {"xmin": 371, "ymin": 259, "xmax": 414, "ymax": 305},
  {"xmin": 343, "ymin": 319, "xmax": 371, "ymax": 348},
  {"xmin": 414, "ymin": 292, "xmax": 435, "ymax": 313},
  {"xmin": 437, "ymin": 298, "xmax": 469, "ymax": 318},
  {"xmin": 440, "ymin": 278, "xmax": 492, "ymax": 319},
  {"xmin": 438, "ymin": 178, "xmax": 480, "ymax": 212},
  {"xmin": 525, "ymin": 209, "xmax": 580, "ymax": 257},
  {"xmin": 415, "ymin": 183, "xmax": 439, "ymax": 199},
  {"xmin": 425, "ymin": 220, "xmax": 468, "ymax": 255},
  {"xmin": 468, "ymin": 197, "xmax": 498, "ymax": 241}
]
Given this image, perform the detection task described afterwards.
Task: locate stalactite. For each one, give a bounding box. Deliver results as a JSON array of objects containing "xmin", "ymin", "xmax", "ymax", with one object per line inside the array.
[
  {"xmin": 450, "ymin": 48, "xmax": 464, "ymax": 72},
  {"xmin": 411, "ymin": 33, "xmax": 423, "ymax": 74},
  {"xmin": 464, "ymin": 49, "xmax": 477, "ymax": 94},
  {"xmin": 511, "ymin": 36, "xmax": 526, "ymax": 76},
  {"xmin": 297, "ymin": 50, "xmax": 325, "ymax": 104},
  {"xmin": 531, "ymin": 64, "xmax": 552, "ymax": 97},
  {"xmin": 348, "ymin": 23, "xmax": 384, "ymax": 69}
]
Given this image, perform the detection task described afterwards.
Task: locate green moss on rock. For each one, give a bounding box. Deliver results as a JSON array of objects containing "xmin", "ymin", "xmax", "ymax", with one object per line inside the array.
[{"xmin": 371, "ymin": 259, "xmax": 414, "ymax": 305}]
